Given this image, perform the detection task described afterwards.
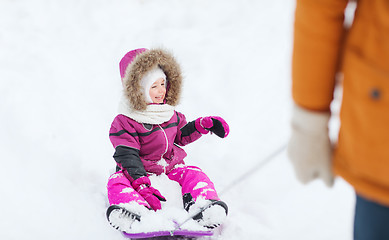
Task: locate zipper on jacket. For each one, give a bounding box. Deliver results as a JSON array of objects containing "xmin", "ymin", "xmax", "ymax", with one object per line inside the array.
[{"xmin": 158, "ymin": 124, "xmax": 169, "ymax": 173}]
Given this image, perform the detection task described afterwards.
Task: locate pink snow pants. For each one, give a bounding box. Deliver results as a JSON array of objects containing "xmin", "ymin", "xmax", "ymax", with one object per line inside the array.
[{"xmin": 107, "ymin": 166, "xmax": 220, "ymax": 208}]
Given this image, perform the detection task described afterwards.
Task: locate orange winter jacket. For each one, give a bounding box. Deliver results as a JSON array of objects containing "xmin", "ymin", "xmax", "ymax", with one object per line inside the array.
[{"xmin": 292, "ymin": 0, "xmax": 389, "ymax": 206}]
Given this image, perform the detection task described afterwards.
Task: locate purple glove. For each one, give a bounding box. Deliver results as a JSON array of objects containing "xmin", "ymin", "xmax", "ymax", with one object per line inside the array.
[
  {"xmin": 195, "ymin": 116, "xmax": 230, "ymax": 138},
  {"xmin": 132, "ymin": 176, "xmax": 166, "ymax": 211}
]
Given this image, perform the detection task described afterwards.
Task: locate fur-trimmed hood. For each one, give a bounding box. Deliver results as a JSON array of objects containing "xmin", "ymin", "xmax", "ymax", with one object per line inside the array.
[{"xmin": 120, "ymin": 48, "xmax": 182, "ymax": 111}]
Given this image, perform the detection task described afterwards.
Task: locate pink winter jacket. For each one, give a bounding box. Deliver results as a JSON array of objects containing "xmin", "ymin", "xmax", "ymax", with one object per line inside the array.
[{"xmin": 109, "ymin": 111, "xmax": 203, "ymax": 178}]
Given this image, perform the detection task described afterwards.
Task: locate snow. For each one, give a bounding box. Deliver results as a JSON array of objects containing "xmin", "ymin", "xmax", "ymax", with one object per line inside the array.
[
  {"xmin": 116, "ymin": 174, "xmax": 209, "ymax": 234},
  {"xmin": 0, "ymin": 0, "xmax": 355, "ymax": 239},
  {"xmin": 193, "ymin": 182, "xmax": 208, "ymax": 190}
]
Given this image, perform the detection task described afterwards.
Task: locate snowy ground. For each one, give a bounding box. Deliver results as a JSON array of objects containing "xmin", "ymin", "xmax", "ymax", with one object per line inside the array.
[{"xmin": 0, "ymin": 1, "xmax": 355, "ymax": 239}]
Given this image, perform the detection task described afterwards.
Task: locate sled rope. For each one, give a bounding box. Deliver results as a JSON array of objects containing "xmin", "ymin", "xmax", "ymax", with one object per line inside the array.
[
  {"xmin": 171, "ymin": 143, "xmax": 287, "ymax": 233},
  {"xmin": 218, "ymin": 143, "xmax": 287, "ymax": 196}
]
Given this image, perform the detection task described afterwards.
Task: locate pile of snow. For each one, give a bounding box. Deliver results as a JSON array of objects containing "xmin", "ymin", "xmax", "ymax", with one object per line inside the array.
[{"xmin": 110, "ymin": 174, "xmax": 210, "ymax": 234}]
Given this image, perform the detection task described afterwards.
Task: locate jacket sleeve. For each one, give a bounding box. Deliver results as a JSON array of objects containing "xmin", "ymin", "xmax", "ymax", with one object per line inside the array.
[
  {"xmin": 109, "ymin": 115, "xmax": 147, "ymax": 181},
  {"xmin": 292, "ymin": 0, "xmax": 349, "ymax": 111},
  {"xmin": 174, "ymin": 111, "xmax": 203, "ymax": 146}
]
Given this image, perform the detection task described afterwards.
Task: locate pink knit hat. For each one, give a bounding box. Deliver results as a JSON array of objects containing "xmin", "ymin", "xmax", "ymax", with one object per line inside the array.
[
  {"xmin": 119, "ymin": 48, "xmax": 148, "ymax": 80},
  {"xmin": 140, "ymin": 66, "xmax": 167, "ymax": 103}
]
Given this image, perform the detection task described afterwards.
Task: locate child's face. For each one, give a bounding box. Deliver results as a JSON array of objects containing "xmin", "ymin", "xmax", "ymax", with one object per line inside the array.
[{"xmin": 149, "ymin": 78, "xmax": 166, "ymax": 104}]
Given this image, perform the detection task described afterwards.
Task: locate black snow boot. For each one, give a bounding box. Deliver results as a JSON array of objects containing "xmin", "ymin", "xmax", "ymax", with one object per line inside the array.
[
  {"xmin": 106, "ymin": 205, "xmax": 141, "ymax": 232},
  {"xmin": 184, "ymin": 196, "xmax": 228, "ymax": 229}
]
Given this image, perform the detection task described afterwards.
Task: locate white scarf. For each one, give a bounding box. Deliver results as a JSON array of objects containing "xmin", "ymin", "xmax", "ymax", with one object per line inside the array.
[{"xmin": 118, "ymin": 96, "xmax": 175, "ymax": 124}]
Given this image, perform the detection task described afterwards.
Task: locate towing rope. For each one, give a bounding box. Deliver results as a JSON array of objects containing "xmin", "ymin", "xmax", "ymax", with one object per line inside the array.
[{"xmin": 172, "ymin": 143, "xmax": 288, "ymax": 233}]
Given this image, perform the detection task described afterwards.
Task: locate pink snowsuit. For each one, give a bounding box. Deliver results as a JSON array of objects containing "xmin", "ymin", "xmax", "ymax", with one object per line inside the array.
[{"xmin": 107, "ymin": 112, "xmax": 220, "ymax": 210}]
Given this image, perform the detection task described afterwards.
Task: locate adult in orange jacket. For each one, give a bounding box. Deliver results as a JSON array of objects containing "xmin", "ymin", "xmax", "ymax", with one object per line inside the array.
[{"xmin": 287, "ymin": 0, "xmax": 389, "ymax": 239}]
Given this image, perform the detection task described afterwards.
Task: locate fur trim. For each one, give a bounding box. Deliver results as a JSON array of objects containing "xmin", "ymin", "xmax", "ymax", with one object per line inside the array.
[{"xmin": 122, "ymin": 48, "xmax": 182, "ymax": 111}]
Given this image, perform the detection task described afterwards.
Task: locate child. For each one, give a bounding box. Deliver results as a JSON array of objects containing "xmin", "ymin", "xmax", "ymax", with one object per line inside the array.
[{"xmin": 106, "ymin": 48, "xmax": 230, "ymax": 232}]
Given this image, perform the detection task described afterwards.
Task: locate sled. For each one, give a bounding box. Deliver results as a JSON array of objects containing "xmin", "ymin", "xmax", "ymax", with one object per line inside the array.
[{"xmin": 122, "ymin": 229, "xmax": 213, "ymax": 239}]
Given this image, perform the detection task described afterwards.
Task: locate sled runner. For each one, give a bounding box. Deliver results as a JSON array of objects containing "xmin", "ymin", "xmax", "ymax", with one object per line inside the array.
[{"xmin": 122, "ymin": 229, "xmax": 213, "ymax": 239}]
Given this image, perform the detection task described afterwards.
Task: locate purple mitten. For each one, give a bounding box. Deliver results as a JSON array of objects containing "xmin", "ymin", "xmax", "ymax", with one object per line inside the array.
[
  {"xmin": 132, "ymin": 176, "xmax": 166, "ymax": 211},
  {"xmin": 195, "ymin": 116, "xmax": 230, "ymax": 138}
]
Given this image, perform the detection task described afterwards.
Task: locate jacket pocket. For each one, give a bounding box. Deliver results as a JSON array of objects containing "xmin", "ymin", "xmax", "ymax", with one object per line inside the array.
[{"xmin": 338, "ymin": 50, "xmax": 389, "ymax": 180}]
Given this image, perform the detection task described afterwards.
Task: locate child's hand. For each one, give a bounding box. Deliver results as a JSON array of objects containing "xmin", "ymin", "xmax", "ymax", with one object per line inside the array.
[
  {"xmin": 132, "ymin": 176, "xmax": 166, "ymax": 211},
  {"xmin": 195, "ymin": 116, "xmax": 230, "ymax": 138}
]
